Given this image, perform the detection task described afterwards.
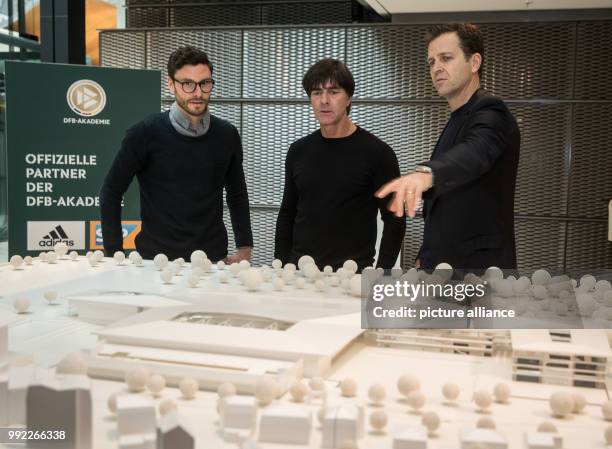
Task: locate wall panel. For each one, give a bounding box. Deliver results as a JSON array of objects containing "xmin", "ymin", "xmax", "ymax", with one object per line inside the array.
[{"xmin": 100, "ymin": 21, "xmax": 612, "ymax": 269}]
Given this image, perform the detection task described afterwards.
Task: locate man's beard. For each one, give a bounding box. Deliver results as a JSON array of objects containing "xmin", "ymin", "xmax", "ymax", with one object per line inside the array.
[{"xmin": 177, "ymin": 97, "xmax": 208, "ymax": 117}]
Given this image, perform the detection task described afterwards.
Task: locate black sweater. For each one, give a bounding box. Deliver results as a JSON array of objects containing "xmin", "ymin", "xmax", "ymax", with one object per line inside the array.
[
  {"xmin": 100, "ymin": 112, "xmax": 253, "ymax": 261},
  {"xmin": 274, "ymin": 127, "xmax": 405, "ymax": 270}
]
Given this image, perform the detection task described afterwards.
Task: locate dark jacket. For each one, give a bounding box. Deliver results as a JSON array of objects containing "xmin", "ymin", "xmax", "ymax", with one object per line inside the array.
[{"xmin": 419, "ymin": 89, "xmax": 520, "ymax": 270}]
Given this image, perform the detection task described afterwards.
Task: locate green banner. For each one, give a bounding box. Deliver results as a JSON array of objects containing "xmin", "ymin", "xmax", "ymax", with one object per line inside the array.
[{"xmin": 5, "ymin": 61, "xmax": 160, "ymax": 257}]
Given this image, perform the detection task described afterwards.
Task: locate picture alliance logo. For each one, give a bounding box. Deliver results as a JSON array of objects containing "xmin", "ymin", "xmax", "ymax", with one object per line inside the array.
[{"xmin": 39, "ymin": 225, "xmax": 75, "ymax": 247}]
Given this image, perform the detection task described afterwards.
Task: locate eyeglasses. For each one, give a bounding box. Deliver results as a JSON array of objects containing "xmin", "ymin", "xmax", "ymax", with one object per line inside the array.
[{"xmin": 173, "ymin": 78, "xmax": 215, "ymax": 93}]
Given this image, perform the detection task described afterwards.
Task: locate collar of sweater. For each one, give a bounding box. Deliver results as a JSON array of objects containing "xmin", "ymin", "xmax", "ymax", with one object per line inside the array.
[{"xmin": 169, "ymin": 102, "xmax": 211, "ymax": 137}]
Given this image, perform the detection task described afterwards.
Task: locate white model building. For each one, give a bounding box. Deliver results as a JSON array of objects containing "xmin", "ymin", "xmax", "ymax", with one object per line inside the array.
[
  {"xmin": 392, "ymin": 427, "xmax": 428, "ymax": 449},
  {"xmin": 83, "ymin": 294, "xmax": 363, "ymax": 394},
  {"xmin": 0, "ymin": 309, "xmax": 21, "ymax": 368},
  {"xmin": 157, "ymin": 410, "xmax": 195, "ymax": 449},
  {"xmin": 117, "ymin": 393, "xmax": 157, "ymax": 449},
  {"xmin": 26, "ymin": 375, "xmax": 92, "ymax": 449},
  {"xmin": 117, "ymin": 394, "xmax": 157, "ymax": 438},
  {"xmin": 219, "ymin": 394, "xmax": 258, "ymax": 442},
  {"xmin": 68, "ymin": 292, "xmax": 189, "ymax": 325},
  {"xmin": 367, "ymin": 329, "xmax": 511, "ymax": 357},
  {"xmin": 8, "ymin": 365, "xmax": 54, "ymax": 426},
  {"xmin": 511, "ymin": 329, "xmax": 611, "ymax": 388},
  {"xmin": 258, "ymin": 404, "xmax": 312, "ymax": 445},
  {"xmin": 524, "ymin": 432, "xmax": 557, "ymax": 449},
  {"xmin": 119, "ymin": 434, "xmax": 156, "ymax": 449},
  {"xmin": 321, "ymin": 403, "xmax": 364, "ymax": 448},
  {"xmin": 460, "ymin": 428, "xmax": 508, "ymax": 449},
  {"xmin": 0, "ymin": 371, "xmax": 7, "ymax": 427},
  {"xmin": 0, "ymin": 311, "xmax": 18, "ymax": 427}
]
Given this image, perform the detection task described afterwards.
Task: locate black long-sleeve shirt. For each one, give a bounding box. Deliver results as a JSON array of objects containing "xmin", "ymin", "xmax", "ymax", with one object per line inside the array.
[
  {"xmin": 100, "ymin": 112, "xmax": 253, "ymax": 261},
  {"xmin": 274, "ymin": 127, "xmax": 405, "ymax": 270}
]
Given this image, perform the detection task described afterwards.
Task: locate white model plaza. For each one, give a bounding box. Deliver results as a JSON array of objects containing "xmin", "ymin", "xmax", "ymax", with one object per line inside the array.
[{"xmin": 1, "ymin": 246, "xmax": 612, "ymax": 449}]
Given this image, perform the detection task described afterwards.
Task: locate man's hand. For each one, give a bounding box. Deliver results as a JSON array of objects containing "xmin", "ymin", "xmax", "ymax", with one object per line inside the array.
[
  {"xmin": 375, "ymin": 172, "xmax": 433, "ymax": 218},
  {"xmin": 226, "ymin": 247, "xmax": 252, "ymax": 264}
]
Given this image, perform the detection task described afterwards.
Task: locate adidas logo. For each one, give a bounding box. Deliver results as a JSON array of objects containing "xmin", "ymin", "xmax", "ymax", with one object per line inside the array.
[
  {"xmin": 39, "ymin": 225, "xmax": 74, "ymax": 247},
  {"xmin": 27, "ymin": 221, "xmax": 85, "ymax": 251}
]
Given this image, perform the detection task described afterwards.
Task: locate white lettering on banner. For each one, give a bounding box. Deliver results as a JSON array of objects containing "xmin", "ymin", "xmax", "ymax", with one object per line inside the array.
[
  {"xmin": 24, "ymin": 154, "xmax": 97, "ymax": 165},
  {"xmin": 25, "ymin": 168, "xmax": 87, "ymax": 179},
  {"xmin": 56, "ymin": 196, "xmax": 99, "ymax": 207},
  {"xmin": 26, "ymin": 182, "xmax": 53, "ymax": 192},
  {"xmin": 23, "ymin": 153, "xmax": 98, "ymax": 208},
  {"xmin": 26, "ymin": 196, "xmax": 99, "ymax": 207},
  {"xmin": 27, "ymin": 196, "xmax": 53, "ymax": 206},
  {"xmin": 62, "ymin": 117, "xmax": 110, "ymax": 125}
]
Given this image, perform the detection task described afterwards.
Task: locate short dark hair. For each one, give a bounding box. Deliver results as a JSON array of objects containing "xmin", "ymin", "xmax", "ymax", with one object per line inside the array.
[
  {"xmin": 302, "ymin": 58, "xmax": 355, "ymax": 114},
  {"xmin": 167, "ymin": 46, "xmax": 213, "ymax": 79},
  {"xmin": 426, "ymin": 23, "xmax": 484, "ymax": 77}
]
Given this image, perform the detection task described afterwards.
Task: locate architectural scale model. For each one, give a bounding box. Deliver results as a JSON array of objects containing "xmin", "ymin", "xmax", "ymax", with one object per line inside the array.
[
  {"xmin": 0, "ymin": 310, "xmax": 21, "ymax": 368},
  {"xmin": 26, "ymin": 374, "xmax": 92, "ymax": 449},
  {"xmin": 1, "ymin": 247, "xmax": 612, "ymax": 449},
  {"xmin": 82, "ymin": 299, "xmax": 363, "ymax": 394},
  {"xmin": 511, "ymin": 329, "xmax": 611, "ymax": 388},
  {"xmin": 365, "ymin": 329, "xmax": 511, "ymax": 356},
  {"xmin": 157, "ymin": 411, "xmax": 195, "ymax": 449}
]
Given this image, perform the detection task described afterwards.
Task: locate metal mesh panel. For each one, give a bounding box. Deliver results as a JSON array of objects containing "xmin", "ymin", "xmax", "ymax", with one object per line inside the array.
[
  {"xmin": 99, "ymin": 32, "xmax": 146, "ymax": 68},
  {"xmin": 127, "ymin": 7, "xmax": 169, "ymax": 28},
  {"xmin": 171, "ymin": 0, "xmax": 262, "ymax": 2},
  {"xmin": 480, "ymin": 23, "xmax": 575, "ymax": 99},
  {"xmin": 224, "ymin": 207, "xmax": 278, "ymax": 266},
  {"xmin": 261, "ymin": 2, "xmax": 352, "ymax": 25},
  {"xmin": 99, "ymin": 21, "xmax": 612, "ymax": 272},
  {"xmin": 146, "ymin": 30, "xmax": 242, "ymax": 99},
  {"xmin": 402, "ymin": 218, "xmax": 424, "ymax": 269},
  {"xmin": 569, "ymin": 104, "xmax": 612, "ymax": 219},
  {"xmin": 402, "ymin": 219, "xmax": 567, "ymax": 271},
  {"xmin": 161, "ymin": 100, "xmax": 241, "ymax": 129},
  {"xmin": 171, "ymin": 5, "xmax": 261, "ymax": 27},
  {"xmin": 242, "ymin": 103, "xmax": 317, "ymax": 205},
  {"xmin": 127, "ymin": 0, "xmax": 352, "ymax": 27},
  {"xmin": 575, "ymin": 22, "xmax": 612, "ymax": 100},
  {"xmin": 566, "ymin": 221, "xmax": 612, "ymax": 269},
  {"xmin": 126, "ymin": 0, "xmax": 169, "ymax": 3},
  {"xmin": 509, "ymin": 104, "xmax": 571, "ymax": 216},
  {"xmin": 211, "ymin": 103, "xmax": 242, "ymax": 129},
  {"xmin": 351, "ymin": 103, "xmax": 449, "ymax": 173},
  {"xmin": 515, "ymin": 219, "xmax": 565, "ymax": 270},
  {"xmin": 347, "ymin": 26, "xmax": 436, "ymax": 99},
  {"xmin": 243, "ymin": 28, "xmax": 345, "ymax": 99}
]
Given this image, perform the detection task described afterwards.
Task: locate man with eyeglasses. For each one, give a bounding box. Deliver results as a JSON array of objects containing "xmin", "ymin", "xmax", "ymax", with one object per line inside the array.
[
  {"xmin": 274, "ymin": 59, "xmax": 405, "ymax": 271},
  {"xmin": 100, "ymin": 46, "xmax": 253, "ymax": 263}
]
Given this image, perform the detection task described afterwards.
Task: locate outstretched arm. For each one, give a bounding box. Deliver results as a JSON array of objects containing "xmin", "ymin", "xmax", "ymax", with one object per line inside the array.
[{"xmin": 376, "ymin": 105, "xmax": 510, "ymax": 217}]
